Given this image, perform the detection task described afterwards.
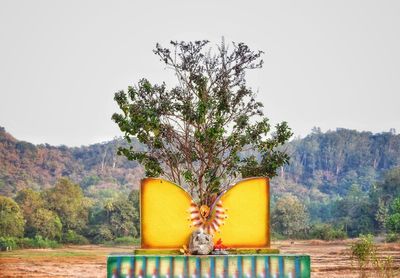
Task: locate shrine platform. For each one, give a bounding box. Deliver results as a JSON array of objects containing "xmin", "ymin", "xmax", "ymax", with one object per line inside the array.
[{"xmin": 107, "ymin": 254, "xmax": 311, "ymax": 278}]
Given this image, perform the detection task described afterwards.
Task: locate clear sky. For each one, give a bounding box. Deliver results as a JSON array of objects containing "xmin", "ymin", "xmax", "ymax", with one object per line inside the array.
[{"xmin": 1, "ymin": 0, "xmax": 399, "ymax": 146}]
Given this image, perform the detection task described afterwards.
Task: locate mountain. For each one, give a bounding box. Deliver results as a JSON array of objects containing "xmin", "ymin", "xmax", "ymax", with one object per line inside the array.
[
  {"xmin": 0, "ymin": 126, "xmax": 144, "ymax": 196},
  {"xmin": 278, "ymin": 128, "xmax": 400, "ymax": 199},
  {"xmin": 1, "ymin": 126, "xmax": 399, "ymax": 199}
]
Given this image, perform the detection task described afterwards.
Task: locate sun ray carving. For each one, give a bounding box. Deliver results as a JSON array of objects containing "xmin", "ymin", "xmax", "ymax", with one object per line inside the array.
[{"xmin": 188, "ymin": 200, "xmax": 228, "ymax": 235}]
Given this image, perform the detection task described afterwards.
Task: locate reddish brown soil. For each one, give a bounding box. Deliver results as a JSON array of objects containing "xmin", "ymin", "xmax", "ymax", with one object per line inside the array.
[
  {"xmin": 0, "ymin": 245, "xmax": 128, "ymax": 278},
  {"xmin": 0, "ymin": 240, "xmax": 399, "ymax": 277},
  {"xmin": 276, "ymin": 239, "xmax": 400, "ymax": 277}
]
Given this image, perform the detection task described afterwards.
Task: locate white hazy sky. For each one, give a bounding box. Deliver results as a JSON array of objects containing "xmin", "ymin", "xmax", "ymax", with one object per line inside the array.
[{"xmin": 1, "ymin": 0, "xmax": 399, "ymax": 146}]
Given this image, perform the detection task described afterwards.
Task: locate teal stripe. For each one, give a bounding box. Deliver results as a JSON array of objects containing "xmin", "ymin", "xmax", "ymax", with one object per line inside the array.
[
  {"xmin": 142, "ymin": 257, "xmax": 147, "ymax": 277},
  {"xmin": 210, "ymin": 257, "xmax": 215, "ymax": 278},
  {"xmin": 184, "ymin": 256, "xmax": 188, "ymax": 277},
  {"xmin": 196, "ymin": 257, "xmax": 201, "ymax": 278},
  {"xmin": 130, "ymin": 256, "xmax": 135, "ymax": 278},
  {"xmin": 295, "ymin": 257, "xmax": 300, "ymax": 278},
  {"xmin": 237, "ymin": 256, "xmax": 243, "ymax": 278},
  {"xmin": 251, "ymin": 256, "xmax": 256, "ymax": 278},
  {"xmin": 169, "ymin": 257, "xmax": 173, "ymax": 277},
  {"xmin": 278, "ymin": 257, "xmax": 284, "ymax": 278},
  {"xmin": 265, "ymin": 256, "xmax": 270, "ymax": 278},
  {"xmin": 117, "ymin": 257, "xmax": 121, "ymax": 277},
  {"xmin": 224, "ymin": 256, "xmax": 228, "ymax": 278},
  {"xmin": 155, "ymin": 257, "xmax": 160, "ymax": 278}
]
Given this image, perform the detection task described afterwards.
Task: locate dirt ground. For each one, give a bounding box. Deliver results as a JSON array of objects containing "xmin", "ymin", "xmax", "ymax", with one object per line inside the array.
[
  {"xmin": 276, "ymin": 239, "xmax": 400, "ymax": 277},
  {"xmin": 0, "ymin": 240, "xmax": 399, "ymax": 277}
]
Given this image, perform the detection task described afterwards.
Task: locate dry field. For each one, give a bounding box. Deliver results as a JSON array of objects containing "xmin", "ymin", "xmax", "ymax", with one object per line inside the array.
[
  {"xmin": 276, "ymin": 239, "xmax": 400, "ymax": 277},
  {"xmin": 0, "ymin": 240, "xmax": 399, "ymax": 277}
]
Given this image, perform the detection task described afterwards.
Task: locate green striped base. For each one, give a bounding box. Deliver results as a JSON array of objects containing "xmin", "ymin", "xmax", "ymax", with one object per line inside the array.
[
  {"xmin": 107, "ymin": 254, "xmax": 311, "ymax": 277},
  {"xmin": 133, "ymin": 248, "xmax": 280, "ymax": 255}
]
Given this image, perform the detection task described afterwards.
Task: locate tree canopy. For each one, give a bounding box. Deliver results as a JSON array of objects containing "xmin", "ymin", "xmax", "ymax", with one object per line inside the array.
[
  {"xmin": 113, "ymin": 40, "xmax": 292, "ymax": 205},
  {"xmin": 44, "ymin": 178, "xmax": 90, "ymax": 233},
  {"xmin": 15, "ymin": 188, "xmax": 45, "ymax": 237},
  {"xmin": 0, "ymin": 196, "xmax": 24, "ymax": 237},
  {"xmin": 31, "ymin": 208, "xmax": 62, "ymax": 240},
  {"xmin": 271, "ymin": 194, "xmax": 309, "ymax": 238},
  {"xmin": 386, "ymin": 197, "xmax": 400, "ymax": 234}
]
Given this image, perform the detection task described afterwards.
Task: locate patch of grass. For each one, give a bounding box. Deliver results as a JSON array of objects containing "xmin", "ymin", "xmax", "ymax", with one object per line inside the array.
[
  {"xmin": 350, "ymin": 234, "xmax": 398, "ymax": 278},
  {"xmin": 103, "ymin": 237, "xmax": 140, "ymax": 246},
  {"xmin": 0, "ymin": 236, "xmax": 60, "ymax": 251},
  {"xmin": 18, "ymin": 236, "xmax": 60, "ymax": 249},
  {"xmin": 62, "ymin": 230, "xmax": 89, "ymax": 245},
  {"xmin": 386, "ymin": 233, "xmax": 399, "ymax": 243},
  {"xmin": 309, "ymin": 224, "xmax": 347, "ymax": 241}
]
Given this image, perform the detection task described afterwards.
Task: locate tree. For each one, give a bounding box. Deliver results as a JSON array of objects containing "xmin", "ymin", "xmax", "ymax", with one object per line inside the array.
[
  {"xmin": 375, "ymin": 198, "xmax": 388, "ymax": 232},
  {"xmin": 15, "ymin": 188, "xmax": 45, "ymax": 237},
  {"xmin": 44, "ymin": 178, "xmax": 90, "ymax": 233},
  {"xmin": 271, "ymin": 194, "xmax": 309, "ymax": 238},
  {"xmin": 113, "ymin": 40, "xmax": 292, "ymax": 206},
  {"xmin": 80, "ymin": 175, "xmax": 101, "ymax": 189},
  {"xmin": 0, "ymin": 196, "xmax": 24, "ymax": 237},
  {"xmin": 107, "ymin": 194, "xmax": 139, "ymax": 238},
  {"xmin": 31, "ymin": 208, "xmax": 62, "ymax": 240},
  {"xmin": 128, "ymin": 189, "xmax": 140, "ymax": 236},
  {"xmin": 386, "ymin": 197, "xmax": 400, "ymax": 234},
  {"xmin": 332, "ymin": 184, "xmax": 375, "ymax": 237},
  {"xmin": 376, "ymin": 167, "xmax": 400, "ymax": 204}
]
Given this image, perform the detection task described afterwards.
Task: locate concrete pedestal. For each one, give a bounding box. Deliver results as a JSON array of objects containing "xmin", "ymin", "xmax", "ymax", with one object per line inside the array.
[{"xmin": 107, "ymin": 254, "xmax": 311, "ymax": 278}]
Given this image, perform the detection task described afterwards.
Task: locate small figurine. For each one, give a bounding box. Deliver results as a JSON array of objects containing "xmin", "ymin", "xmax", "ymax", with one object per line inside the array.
[{"xmin": 188, "ymin": 229, "xmax": 214, "ymax": 255}]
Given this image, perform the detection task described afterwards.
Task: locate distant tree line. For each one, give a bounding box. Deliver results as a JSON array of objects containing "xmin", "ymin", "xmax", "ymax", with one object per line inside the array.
[
  {"xmin": 284, "ymin": 128, "xmax": 400, "ymax": 195},
  {"xmin": 0, "ymin": 178, "xmax": 140, "ymax": 249},
  {"xmin": 271, "ymin": 166, "xmax": 400, "ymax": 241},
  {"xmin": 1, "ymin": 166, "xmax": 399, "ymax": 248}
]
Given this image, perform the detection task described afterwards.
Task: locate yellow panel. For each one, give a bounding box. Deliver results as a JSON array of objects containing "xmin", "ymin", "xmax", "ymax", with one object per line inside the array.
[
  {"xmin": 140, "ymin": 177, "xmax": 270, "ymax": 249},
  {"xmin": 141, "ymin": 178, "xmax": 194, "ymax": 248},
  {"xmin": 218, "ymin": 177, "xmax": 269, "ymax": 248}
]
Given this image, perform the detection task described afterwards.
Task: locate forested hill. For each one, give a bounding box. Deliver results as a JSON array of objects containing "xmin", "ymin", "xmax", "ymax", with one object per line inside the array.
[
  {"xmin": 282, "ymin": 128, "xmax": 400, "ymax": 196},
  {"xmin": 1, "ymin": 126, "xmax": 399, "ymax": 198},
  {"xmin": 0, "ymin": 126, "xmax": 144, "ymax": 196}
]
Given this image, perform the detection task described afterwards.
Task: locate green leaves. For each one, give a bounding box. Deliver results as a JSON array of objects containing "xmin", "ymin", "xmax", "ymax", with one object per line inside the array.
[
  {"xmin": 113, "ymin": 39, "xmax": 293, "ymax": 205},
  {"xmin": 31, "ymin": 208, "xmax": 62, "ymax": 240},
  {"xmin": 386, "ymin": 197, "xmax": 400, "ymax": 233},
  {"xmin": 182, "ymin": 170, "xmax": 195, "ymax": 184},
  {"xmin": 0, "ymin": 196, "xmax": 24, "ymax": 238},
  {"xmin": 44, "ymin": 178, "xmax": 90, "ymax": 233},
  {"xmin": 271, "ymin": 194, "xmax": 309, "ymax": 237}
]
